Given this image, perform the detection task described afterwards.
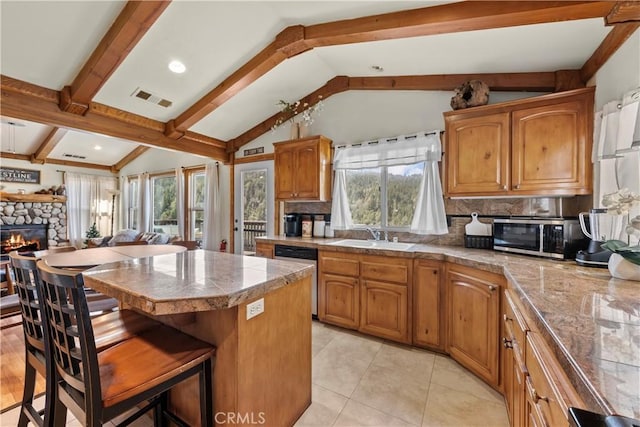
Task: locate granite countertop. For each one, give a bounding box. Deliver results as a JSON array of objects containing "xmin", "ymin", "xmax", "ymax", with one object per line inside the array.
[
  {"xmin": 82, "ymin": 250, "xmax": 313, "ymax": 315},
  {"xmin": 257, "ymin": 236, "xmax": 640, "ymax": 418}
]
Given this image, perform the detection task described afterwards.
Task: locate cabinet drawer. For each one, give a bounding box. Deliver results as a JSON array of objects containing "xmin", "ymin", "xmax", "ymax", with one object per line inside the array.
[
  {"xmin": 320, "ymin": 253, "xmax": 359, "ymax": 277},
  {"xmin": 504, "ymin": 289, "xmax": 529, "ymax": 355},
  {"xmin": 361, "ymin": 256, "xmax": 410, "ymax": 284},
  {"xmin": 525, "ymin": 332, "xmax": 583, "ymax": 427}
]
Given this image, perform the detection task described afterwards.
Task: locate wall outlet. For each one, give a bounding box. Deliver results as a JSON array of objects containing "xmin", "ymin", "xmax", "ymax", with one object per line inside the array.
[
  {"xmin": 392, "ymin": 236, "xmax": 398, "ymax": 243},
  {"xmin": 246, "ymin": 298, "xmax": 264, "ymax": 320}
]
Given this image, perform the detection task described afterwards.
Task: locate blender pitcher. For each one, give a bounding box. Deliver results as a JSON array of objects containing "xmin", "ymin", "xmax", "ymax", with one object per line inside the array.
[{"xmin": 578, "ymin": 209, "xmax": 626, "ymax": 243}]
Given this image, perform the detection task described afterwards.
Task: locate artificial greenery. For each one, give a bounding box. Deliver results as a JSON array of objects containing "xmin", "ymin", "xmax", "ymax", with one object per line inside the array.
[
  {"xmin": 85, "ymin": 222, "xmax": 101, "ymax": 242},
  {"xmin": 601, "ymin": 240, "xmax": 640, "ymax": 266}
]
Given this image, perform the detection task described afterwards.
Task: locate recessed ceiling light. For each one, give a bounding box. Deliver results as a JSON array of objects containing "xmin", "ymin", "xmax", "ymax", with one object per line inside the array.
[
  {"xmin": 371, "ymin": 65, "xmax": 384, "ymax": 72},
  {"xmin": 94, "ymin": 145, "xmax": 102, "ymax": 150},
  {"xmin": 168, "ymin": 60, "xmax": 186, "ymax": 74}
]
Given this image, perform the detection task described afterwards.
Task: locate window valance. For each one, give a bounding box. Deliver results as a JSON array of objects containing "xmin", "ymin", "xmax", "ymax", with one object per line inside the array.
[{"xmin": 333, "ymin": 131, "xmax": 442, "ymax": 170}]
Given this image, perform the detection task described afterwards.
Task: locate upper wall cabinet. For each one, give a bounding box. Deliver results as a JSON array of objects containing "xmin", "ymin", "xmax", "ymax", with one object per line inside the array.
[
  {"xmin": 274, "ymin": 135, "xmax": 332, "ymax": 201},
  {"xmin": 443, "ymin": 88, "xmax": 594, "ymax": 197}
]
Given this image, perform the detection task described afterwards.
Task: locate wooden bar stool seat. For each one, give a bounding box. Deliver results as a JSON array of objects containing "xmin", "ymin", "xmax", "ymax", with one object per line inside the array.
[
  {"xmin": 36, "ymin": 260, "xmax": 215, "ymax": 427},
  {"xmin": 8, "ymin": 252, "xmax": 160, "ymax": 427}
]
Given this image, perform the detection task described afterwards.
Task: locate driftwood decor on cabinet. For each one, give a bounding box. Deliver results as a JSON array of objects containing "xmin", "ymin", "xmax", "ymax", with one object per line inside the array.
[{"xmin": 444, "ymin": 87, "xmax": 594, "ymax": 197}]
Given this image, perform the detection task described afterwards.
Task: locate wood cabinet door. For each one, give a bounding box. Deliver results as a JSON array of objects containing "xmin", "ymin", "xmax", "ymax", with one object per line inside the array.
[
  {"xmin": 275, "ymin": 146, "xmax": 296, "ymax": 199},
  {"xmin": 511, "ymin": 99, "xmax": 589, "ymax": 194},
  {"xmin": 413, "ymin": 259, "xmax": 444, "ymax": 350},
  {"xmin": 447, "ymin": 265, "xmax": 501, "ymax": 387},
  {"xmin": 294, "ymin": 142, "xmax": 320, "ymax": 199},
  {"xmin": 359, "ymin": 280, "xmax": 409, "ymax": 343},
  {"xmin": 445, "ymin": 112, "xmax": 510, "ymax": 195},
  {"xmin": 319, "ymin": 273, "xmax": 359, "ymax": 330},
  {"xmin": 255, "ymin": 242, "xmax": 274, "ymax": 259}
]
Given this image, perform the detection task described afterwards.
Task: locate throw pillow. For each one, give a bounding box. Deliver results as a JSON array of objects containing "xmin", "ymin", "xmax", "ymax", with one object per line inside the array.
[
  {"xmin": 149, "ymin": 233, "xmax": 170, "ymax": 245},
  {"xmin": 108, "ymin": 229, "xmax": 141, "ymax": 246}
]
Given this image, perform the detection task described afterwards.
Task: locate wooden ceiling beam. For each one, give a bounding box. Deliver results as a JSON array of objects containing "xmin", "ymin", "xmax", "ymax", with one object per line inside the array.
[
  {"xmin": 1, "ymin": 76, "xmax": 227, "ymax": 160},
  {"xmin": 580, "ymin": 23, "xmax": 640, "ymax": 82},
  {"xmin": 347, "ymin": 73, "xmax": 558, "ymax": 92},
  {"xmin": 44, "ymin": 157, "xmax": 114, "ymax": 172},
  {"xmin": 60, "ymin": 1, "xmax": 171, "ymax": 115},
  {"xmin": 305, "ymin": 1, "xmax": 616, "ymax": 46},
  {"xmin": 31, "ymin": 127, "xmax": 68, "ymax": 164},
  {"xmin": 172, "ymin": 1, "xmax": 615, "ymax": 136},
  {"xmin": 606, "ymin": 1, "xmax": 640, "ymax": 24},
  {"xmin": 112, "ymin": 145, "xmax": 150, "ymax": 172},
  {"xmin": 0, "ymin": 152, "xmax": 31, "ymax": 161}
]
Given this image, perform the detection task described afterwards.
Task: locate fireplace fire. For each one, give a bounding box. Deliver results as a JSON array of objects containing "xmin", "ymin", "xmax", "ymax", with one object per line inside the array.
[{"xmin": 0, "ymin": 224, "xmax": 48, "ymax": 258}]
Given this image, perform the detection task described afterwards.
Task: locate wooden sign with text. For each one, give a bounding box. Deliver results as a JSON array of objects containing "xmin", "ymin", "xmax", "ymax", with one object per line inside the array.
[{"xmin": 0, "ymin": 167, "xmax": 41, "ymax": 184}]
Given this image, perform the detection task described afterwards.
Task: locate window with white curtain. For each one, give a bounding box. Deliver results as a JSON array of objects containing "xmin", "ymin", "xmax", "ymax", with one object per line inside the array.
[
  {"xmin": 188, "ymin": 170, "xmax": 206, "ymax": 241},
  {"xmin": 331, "ymin": 131, "xmax": 448, "ymax": 235}
]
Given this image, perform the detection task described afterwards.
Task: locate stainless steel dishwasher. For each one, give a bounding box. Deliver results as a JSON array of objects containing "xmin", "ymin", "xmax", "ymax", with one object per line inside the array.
[{"xmin": 274, "ymin": 244, "xmax": 318, "ymax": 318}]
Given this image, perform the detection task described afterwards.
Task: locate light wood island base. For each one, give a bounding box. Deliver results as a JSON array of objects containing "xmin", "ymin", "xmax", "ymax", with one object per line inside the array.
[{"xmin": 157, "ymin": 275, "xmax": 312, "ymax": 426}]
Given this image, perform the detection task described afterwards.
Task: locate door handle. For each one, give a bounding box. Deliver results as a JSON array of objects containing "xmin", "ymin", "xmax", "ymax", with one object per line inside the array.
[{"xmin": 234, "ymin": 227, "xmax": 238, "ymax": 231}]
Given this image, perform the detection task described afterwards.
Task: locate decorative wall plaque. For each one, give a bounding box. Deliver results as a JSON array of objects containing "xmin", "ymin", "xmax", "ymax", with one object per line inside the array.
[{"xmin": 0, "ymin": 167, "xmax": 41, "ymax": 184}]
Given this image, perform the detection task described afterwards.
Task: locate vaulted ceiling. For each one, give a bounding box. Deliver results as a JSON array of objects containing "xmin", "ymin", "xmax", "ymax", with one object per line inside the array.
[{"xmin": 1, "ymin": 1, "xmax": 638, "ymax": 172}]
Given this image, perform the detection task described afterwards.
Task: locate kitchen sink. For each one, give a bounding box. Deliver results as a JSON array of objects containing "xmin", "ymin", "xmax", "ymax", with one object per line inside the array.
[{"xmin": 327, "ymin": 239, "xmax": 414, "ymax": 251}]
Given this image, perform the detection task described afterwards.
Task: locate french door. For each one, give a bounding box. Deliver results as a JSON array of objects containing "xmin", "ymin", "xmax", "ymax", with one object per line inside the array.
[{"xmin": 233, "ymin": 161, "xmax": 274, "ymax": 254}]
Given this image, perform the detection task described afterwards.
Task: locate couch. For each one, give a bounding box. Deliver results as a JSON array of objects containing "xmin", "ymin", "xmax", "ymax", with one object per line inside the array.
[{"xmin": 87, "ymin": 229, "xmax": 178, "ymax": 248}]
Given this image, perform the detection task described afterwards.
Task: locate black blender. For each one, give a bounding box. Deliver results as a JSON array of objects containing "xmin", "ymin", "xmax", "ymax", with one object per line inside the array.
[{"xmin": 575, "ymin": 209, "xmax": 625, "ymax": 267}]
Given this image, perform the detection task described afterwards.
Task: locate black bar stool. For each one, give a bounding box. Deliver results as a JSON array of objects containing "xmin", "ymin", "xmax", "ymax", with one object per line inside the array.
[
  {"xmin": 36, "ymin": 260, "xmax": 215, "ymax": 427},
  {"xmin": 9, "ymin": 251, "xmax": 160, "ymax": 427}
]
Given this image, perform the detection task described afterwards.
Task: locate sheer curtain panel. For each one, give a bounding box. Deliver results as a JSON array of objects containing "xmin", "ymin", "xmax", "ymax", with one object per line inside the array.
[
  {"xmin": 176, "ymin": 168, "xmax": 185, "ymax": 239},
  {"xmin": 203, "ymin": 163, "xmax": 230, "ymax": 251},
  {"xmin": 136, "ymin": 173, "xmax": 152, "ymax": 233}
]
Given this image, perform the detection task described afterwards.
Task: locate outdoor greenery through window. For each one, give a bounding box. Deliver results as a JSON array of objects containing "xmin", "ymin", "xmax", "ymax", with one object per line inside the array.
[
  {"xmin": 189, "ymin": 171, "xmax": 205, "ymax": 241},
  {"xmin": 152, "ymin": 174, "xmax": 178, "ymax": 234},
  {"xmin": 128, "ymin": 179, "xmax": 138, "ymax": 231},
  {"xmin": 345, "ymin": 162, "xmax": 423, "ymax": 229}
]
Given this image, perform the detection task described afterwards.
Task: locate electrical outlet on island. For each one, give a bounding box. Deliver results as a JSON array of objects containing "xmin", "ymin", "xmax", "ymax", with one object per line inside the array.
[{"xmin": 246, "ymin": 298, "xmax": 265, "ymax": 320}]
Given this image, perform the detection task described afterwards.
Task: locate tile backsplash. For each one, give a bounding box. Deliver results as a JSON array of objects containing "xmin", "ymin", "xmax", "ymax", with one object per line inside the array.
[{"xmin": 285, "ymin": 196, "xmax": 592, "ymax": 246}]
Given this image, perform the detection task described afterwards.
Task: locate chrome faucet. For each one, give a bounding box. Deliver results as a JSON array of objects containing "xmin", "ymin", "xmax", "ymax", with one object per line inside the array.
[{"xmin": 366, "ymin": 227, "xmax": 381, "ymax": 241}]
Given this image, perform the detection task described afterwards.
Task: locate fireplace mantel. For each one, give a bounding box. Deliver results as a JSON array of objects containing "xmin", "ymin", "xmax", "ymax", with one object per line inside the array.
[{"xmin": 0, "ymin": 192, "xmax": 67, "ymax": 203}]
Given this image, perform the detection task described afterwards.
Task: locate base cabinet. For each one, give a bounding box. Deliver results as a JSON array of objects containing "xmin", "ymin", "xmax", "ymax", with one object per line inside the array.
[
  {"xmin": 360, "ymin": 280, "xmax": 408, "ymax": 343},
  {"xmin": 447, "ymin": 263, "xmax": 502, "ymax": 387},
  {"xmin": 321, "ymin": 273, "xmax": 360, "ymax": 329},
  {"xmin": 413, "ymin": 259, "xmax": 445, "ymax": 351},
  {"xmin": 255, "ymin": 242, "xmax": 274, "ymax": 259}
]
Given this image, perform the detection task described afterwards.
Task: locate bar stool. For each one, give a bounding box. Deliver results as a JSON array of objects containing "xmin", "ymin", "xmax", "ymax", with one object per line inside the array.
[
  {"xmin": 36, "ymin": 260, "xmax": 215, "ymax": 427},
  {"xmin": 9, "ymin": 252, "xmax": 160, "ymax": 427}
]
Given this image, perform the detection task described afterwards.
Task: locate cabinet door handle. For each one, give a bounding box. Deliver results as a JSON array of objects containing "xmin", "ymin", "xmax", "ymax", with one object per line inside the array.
[
  {"xmin": 502, "ymin": 185, "xmax": 508, "ymax": 190},
  {"xmin": 526, "ymin": 378, "xmax": 549, "ymax": 404},
  {"xmin": 503, "ymin": 337, "xmax": 513, "ymax": 349},
  {"xmin": 488, "ymin": 285, "xmax": 497, "ymax": 291},
  {"xmin": 515, "ymin": 184, "xmax": 521, "ymax": 189}
]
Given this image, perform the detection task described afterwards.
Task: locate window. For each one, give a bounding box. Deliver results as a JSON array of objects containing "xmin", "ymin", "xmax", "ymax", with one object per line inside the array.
[
  {"xmin": 187, "ymin": 170, "xmax": 205, "ymax": 242},
  {"xmin": 151, "ymin": 174, "xmax": 177, "ymax": 234},
  {"xmin": 345, "ymin": 162, "xmax": 423, "ymax": 229},
  {"xmin": 128, "ymin": 179, "xmax": 138, "ymax": 230}
]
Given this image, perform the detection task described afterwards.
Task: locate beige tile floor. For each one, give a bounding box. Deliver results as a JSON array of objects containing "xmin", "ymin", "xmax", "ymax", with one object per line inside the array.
[{"xmin": 0, "ymin": 321, "xmax": 509, "ymax": 427}]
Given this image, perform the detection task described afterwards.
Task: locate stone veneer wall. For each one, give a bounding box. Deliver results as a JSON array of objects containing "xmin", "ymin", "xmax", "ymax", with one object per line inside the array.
[
  {"xmin": 285, "ymin": 195, "xmax": 592, "ymax": 246},
  {"xmin": 0, "ymin": 201, "xmax": 67, "ymax": 247}
]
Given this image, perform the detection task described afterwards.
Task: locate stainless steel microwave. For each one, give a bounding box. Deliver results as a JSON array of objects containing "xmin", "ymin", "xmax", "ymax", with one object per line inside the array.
[{"xmin": 493, "ymin": 218, "xmax": 587, "ymax": 260}]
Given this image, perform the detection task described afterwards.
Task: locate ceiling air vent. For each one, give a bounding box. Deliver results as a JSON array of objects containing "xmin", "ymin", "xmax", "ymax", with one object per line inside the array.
[
  {"xmin": 131, "ymin": 87, "xmax": 173, "ymax": 108},
  {"xmin": 63, "ymin": 153, "xmax": 87, "ymax": 160}
]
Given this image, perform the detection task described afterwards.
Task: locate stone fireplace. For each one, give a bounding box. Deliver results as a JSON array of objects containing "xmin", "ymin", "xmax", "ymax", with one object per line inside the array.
[{"xmin": 0, "ymin": 197, "xmax": 67, "ymax": 255}]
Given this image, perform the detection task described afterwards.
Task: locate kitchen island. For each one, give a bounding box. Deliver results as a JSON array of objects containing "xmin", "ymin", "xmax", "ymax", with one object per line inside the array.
[{"xmin": 83, "ymin": 250, "xmax": 314, "ymax": 427}]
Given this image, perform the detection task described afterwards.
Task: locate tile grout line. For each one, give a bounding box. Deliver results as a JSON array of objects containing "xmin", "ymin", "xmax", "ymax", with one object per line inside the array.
[{"xmin": 420, "ymin": 353, "xmax": 437, "ymax": 427}]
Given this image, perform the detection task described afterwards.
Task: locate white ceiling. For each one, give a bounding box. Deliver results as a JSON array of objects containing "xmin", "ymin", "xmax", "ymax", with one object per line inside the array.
[{"xmin": 0, "ymin": 1, "xmax": 616, "ymax": 167}]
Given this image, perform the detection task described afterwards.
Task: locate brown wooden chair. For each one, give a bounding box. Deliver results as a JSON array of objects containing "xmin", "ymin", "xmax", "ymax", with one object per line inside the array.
[
  {"xmin": 9, "ymin": 252, "xmax": 160, "ymax": 427},
  {"xmin": 36, "ymin": 260, "xmax": 215, "ymax": 427}
]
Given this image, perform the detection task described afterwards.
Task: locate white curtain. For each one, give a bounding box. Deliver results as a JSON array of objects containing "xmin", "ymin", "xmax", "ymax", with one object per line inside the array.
[
  {"xmin": 65, "ymin": 172, "xmax": 117, "ymax": 247},
  {"xmin": 119, "ymin": 176, "xmax": 128, "ymax": 231},
  {"xmin": 593, "ymin": 87, "xmax": 640, "ymax": 244},
  {"xmin": 137, "ymin": 172, "xmax": 152, "ymax": 233},
  {"xmin": 203, "ymin": 163, "xmax": 230, "ymax": 251},
  {"xmin": 330, "ymin": 170, "xmax": 353, "ymax": 230},
  {"xmin": 332, "ymin": 131, "xmax": 448, "ymax": 235},
  {"xmin": 176, "ymin": 168, "xmax": 185, "ymax": 239}
]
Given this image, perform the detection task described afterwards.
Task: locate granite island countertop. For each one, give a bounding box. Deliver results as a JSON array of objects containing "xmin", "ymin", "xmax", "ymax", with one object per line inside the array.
[
  {"xmin": 82, "ymin": 250, "xmax": 314, "ymax": 316},
  {"xmin": 258, "ymin": 236, "xmax": 640, "ymax": 418}
]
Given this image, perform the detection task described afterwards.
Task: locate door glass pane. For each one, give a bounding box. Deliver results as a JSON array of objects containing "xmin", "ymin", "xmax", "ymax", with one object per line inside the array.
[
  {"xmin": 242, "ymin": 170, "xmax": 267, "ymax": 253},
  {"xmin": 190, "ymin": 172, "xmax": 205, "ymax": 241},
  {"xmin": 346, "ymin": 168, "xmax": 381, "ymax": 226},
  {"xmin": 152, "ymin": 176, "xmax": 177, "ymax": 234},
  {"xmin": 387, "ymin": 162, "xmax": 423, "ymax": 227},
  {"xmin": 128, "ymin": 180, "xmax": 138, "ymax": 230}
]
